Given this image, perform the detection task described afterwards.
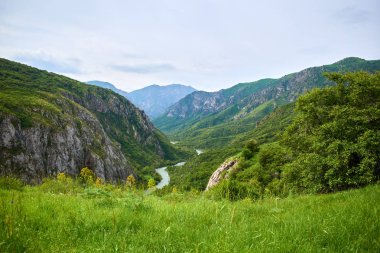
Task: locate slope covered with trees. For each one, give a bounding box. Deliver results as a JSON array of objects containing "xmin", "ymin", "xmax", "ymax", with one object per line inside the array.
[
  {"xmin": 155, "ymin": 57, "xmax": 380, "ymax": 149},
  {"xmin": 0, "ymin": 58, "xmax": 186, "ymax": 183},
  {"xmin": 208, "ymin": 72, "xmax": 380, "ymax": 199}
]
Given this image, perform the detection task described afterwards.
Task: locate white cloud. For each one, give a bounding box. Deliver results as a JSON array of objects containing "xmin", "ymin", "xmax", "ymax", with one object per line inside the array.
[
  {"xmin": 111, "ymin": 63, "xmax": 176, "ymax": 74},
  {"xmin": 0, "ymin": 0, "xmax": 379, "ymax": 92},
  {"xmin": 13, "ymin": 51, "xmax": 83, "ymax": 74}
]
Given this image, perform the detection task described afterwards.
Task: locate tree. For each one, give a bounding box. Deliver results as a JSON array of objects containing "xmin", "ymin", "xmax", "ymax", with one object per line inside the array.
[
  {"xmin": 281, "ymin": 71, "xmax": 380, "ymax": 192},
  {"xmin": 242, "ymin": 140, "xmax": 259, "ymax": 160}
]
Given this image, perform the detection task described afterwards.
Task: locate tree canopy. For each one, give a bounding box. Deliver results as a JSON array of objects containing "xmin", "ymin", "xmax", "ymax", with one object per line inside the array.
[{"xmin": 281, "ymin": 71, "xmax": 380, "ymax": 193}]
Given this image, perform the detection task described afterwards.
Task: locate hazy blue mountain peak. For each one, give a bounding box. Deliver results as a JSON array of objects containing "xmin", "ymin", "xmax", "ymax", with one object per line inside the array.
[
  {"xmin": 86, "ymin": 80, "xmax": 129, "ymax": 98},
  {"xmin": 125, "ymin": 84, "xmax": 197, "ymax": 119}
]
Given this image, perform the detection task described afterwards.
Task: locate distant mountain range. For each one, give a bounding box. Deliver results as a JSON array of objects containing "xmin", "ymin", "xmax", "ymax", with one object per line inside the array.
[
  {"xmin": 153, "ymin": 57, "xmax": 380, "ymax": 148},
  {"xmin": 87, "ymin": 81, "xmax": 196, "ymax": 119},
  {"xmin": 126, "ymin": 84, "xmax": 197, "ymax": 119},
  {"xmin": 86, "ymin": 80, "xmax": 129, "ymax": 98}
]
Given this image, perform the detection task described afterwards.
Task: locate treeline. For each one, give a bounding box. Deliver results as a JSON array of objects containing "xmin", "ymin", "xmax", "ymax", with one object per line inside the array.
[{"xmin": 210, "ymin": 72, "xmax": 380, "ymax": 200}]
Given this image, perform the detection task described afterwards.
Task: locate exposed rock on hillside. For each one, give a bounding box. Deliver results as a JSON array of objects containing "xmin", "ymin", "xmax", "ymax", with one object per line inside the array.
[
  {"xmin": 0, "ymin": 58, "xmax": 182, "ymax": 183},
  {"xmin": 205, "ymin": 159, "xmax": 238, "ymax": 190},
  {"xmin": 0, "ymin": 112, "xmax": 133, "ymax": 183}
]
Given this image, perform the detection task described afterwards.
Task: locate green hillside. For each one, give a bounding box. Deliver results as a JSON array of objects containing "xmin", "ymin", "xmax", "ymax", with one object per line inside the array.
[
  {"xmin": 0, "ymin": 58, "xmax": 187, "ymax": 182},
  {"xmin": 165, "ymin": 71, "xmax": 379, "ymax": 195},
  {"xmin": 155, "ymin": 58, "xmax": 380, "ymax": 149},
  {"xmin": 167, "ymin": 103, "xmax": 295, "ymax": 192}
]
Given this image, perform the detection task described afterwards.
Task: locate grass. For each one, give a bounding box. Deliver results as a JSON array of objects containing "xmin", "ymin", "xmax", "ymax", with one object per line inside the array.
[{"xmin": 1, "ymin": 183, "xmax": 379, "ymax": 252}]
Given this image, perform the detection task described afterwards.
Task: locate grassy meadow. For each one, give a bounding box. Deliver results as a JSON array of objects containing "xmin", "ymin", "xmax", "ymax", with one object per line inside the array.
[{"xmin": 1, "ymin": 181, "xmax": 379, "ymax": 252}]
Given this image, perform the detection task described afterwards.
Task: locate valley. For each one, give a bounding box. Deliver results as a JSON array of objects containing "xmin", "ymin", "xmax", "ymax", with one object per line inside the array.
[
  {"xmin": 1, "ymin": 1, "xmax": 379, "ymax": 251},
  {"xmin": 1, "ymin": 57, "xmax": 379, "ymax": 252}
]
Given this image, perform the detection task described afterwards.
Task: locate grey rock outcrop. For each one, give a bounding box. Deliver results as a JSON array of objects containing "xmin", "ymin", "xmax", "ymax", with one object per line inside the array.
[
  {"xmin": 0, "ymin": 102, "xmax": 134, "ymax": 183},
  {"xmin": 205, "ymin": 159, "xmax": 238, "ymax": 191}
]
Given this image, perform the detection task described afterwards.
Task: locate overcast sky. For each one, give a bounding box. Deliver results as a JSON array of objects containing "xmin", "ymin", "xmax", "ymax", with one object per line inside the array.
[{"xmin": 0, "ymin": 0, "xmax": 379, "ymax": 91}]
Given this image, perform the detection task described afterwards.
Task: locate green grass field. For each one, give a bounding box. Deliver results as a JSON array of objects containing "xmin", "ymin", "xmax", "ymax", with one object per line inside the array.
[{"xmin": 1, "ymin": 183, "xmax": 379, "ymax": 252}]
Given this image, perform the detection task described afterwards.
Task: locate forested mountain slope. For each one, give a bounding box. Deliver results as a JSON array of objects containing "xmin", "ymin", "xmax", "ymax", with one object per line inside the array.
[
  {"xmin": 0, "ymin": 59, "xmax": 184, "ymax": 183},
  {"xmin": 155, "ymin": 57, "xmax": 380, "ymax": 148}
]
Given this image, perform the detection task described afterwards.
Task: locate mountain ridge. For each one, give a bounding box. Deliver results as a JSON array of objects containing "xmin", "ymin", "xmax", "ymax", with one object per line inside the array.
[
  {"xmin": 0, "ymin": 58, "xmax": 184, "ymax": 183},
  {"xmin": 154, "ymin": 57, "xmax": 380, "ymax": 148},
  {"xmin": 87, "ymin": 80, "xmax": 129, "ymax": 98},
  {"xmin": 125, "ymin": 84, "xmax": 197, "ymax": 119}
]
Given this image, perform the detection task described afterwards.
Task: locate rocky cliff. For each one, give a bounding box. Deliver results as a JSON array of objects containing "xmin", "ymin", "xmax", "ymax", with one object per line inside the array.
[{"xmin": 0, "ymin": 58, "xmax": 183, "ymax": 183}]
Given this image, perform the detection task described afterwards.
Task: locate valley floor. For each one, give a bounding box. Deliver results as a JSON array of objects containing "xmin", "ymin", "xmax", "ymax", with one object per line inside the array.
[{"xmin": 1, "ymin": 184, "xmax": 379, "ymax": 252}]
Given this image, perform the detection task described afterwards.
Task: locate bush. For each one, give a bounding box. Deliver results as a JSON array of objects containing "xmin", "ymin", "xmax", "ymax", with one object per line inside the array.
[
  {"xmin": 0, "ymin": 176, "xmax": 24, "ymax": 191},
  {"xmin": 39, "ymin": 176, "xmax": 81, "ymax": 194},
  {"xmin": 281, "ymin": 72, "xmax": 380, "ymax": 193},
  {"xmin": 242, "ymin": 140, "xmax": 260, "ymax": 160},
  {"xmin": 126, "ymin": 175, "xmax": 136, "ymax": 190},
  {"xmin": 208, "ymin": 180, "xmax": 259, "ymax": 201},
  {"xmin": 79, "ymin": 167, "xmax": 96, "ymax": 186}
]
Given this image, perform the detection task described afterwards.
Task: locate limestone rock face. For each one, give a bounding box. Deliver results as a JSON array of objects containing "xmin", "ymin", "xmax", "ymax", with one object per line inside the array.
[
  {"xmin": 0, "ymin": 107, "xmax": 133, "ymax": 184},
  {"xmin": 205, "ymin": 159, "xmax": 238, "ymax": 191}
]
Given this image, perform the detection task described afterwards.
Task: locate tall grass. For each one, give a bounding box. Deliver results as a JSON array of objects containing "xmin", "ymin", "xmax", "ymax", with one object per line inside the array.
[{"xmin": 1, "ymin": 183, "xmax": 379, "ymax": 252}]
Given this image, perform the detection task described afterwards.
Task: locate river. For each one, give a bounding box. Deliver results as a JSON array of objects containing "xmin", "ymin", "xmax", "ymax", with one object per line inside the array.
[
  {"xmin": 155, "ymin": 167, "xmax": 170, "ymax": 189},
  {"xmin": 153, "ymin": 149, "xmax": 203, "ymax": 190}
]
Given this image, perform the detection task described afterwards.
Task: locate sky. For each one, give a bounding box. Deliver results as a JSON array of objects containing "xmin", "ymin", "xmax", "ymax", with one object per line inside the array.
[{"xmin": 0, "ymin": 0, "xmax": 379, "ymax": 92}]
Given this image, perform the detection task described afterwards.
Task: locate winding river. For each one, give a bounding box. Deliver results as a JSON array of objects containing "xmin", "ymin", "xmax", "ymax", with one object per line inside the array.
[
  {"xmin": 155, "ymin": 167, "xmax": 170, "ymax": 189},
  {"xmin": 154, "ymin": 161, "xmax": 186, "ymax": 189},
  {"xmin": 153, "ymin": 149, "xmax": 204, "ymax": 190}
]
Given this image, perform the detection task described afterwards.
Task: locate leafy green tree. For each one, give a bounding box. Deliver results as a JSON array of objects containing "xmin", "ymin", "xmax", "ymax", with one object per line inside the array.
[
  {"xmin": 242, "ymin": 140, "xmax": 259, "ymax": 160},
  {"xmin": 281, "ymin": 71, "xmax": 380, "ymax": 192}
]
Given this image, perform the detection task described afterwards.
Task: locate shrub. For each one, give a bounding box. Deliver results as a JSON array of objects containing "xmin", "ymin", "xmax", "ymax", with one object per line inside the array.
[
  {"xmin": 79, "ymin": 167, "xmax": 96, "ymax": 186},
  {"xmin": 40, "ymin": 176, "xmax": 80, "ymax": 194},
  {"xmin": 95, "ymin": 177, "xmax": 104, "ymax": 187},
  {"xmin": 209, "ymin": 180, "xmax": 259, "ymax": 201},
  {"xmin": 147, "ymin": 178, "xmax": 156, "ymax": 188},
  {"xmin": 0, "ymin": 176, "xmax": 24, "ymax": 191},
  {"xmin": 242, "ymin": 140, "xmax": 260, "ymax": 160},
  {"xmin": 126, "ymin": 175, "xmax": 136, "ymax": 190}
]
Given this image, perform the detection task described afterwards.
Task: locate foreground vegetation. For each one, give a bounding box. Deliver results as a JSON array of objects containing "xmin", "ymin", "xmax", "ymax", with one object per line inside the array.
[{"xmin": 1, "ymin": 178, "xmax": 379, "ymax": 252}]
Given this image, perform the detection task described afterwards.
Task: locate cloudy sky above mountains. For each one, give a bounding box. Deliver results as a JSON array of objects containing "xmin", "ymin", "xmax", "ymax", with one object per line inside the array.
[{"xmin": 0, "ymin": 0, "xmax": 379, "ymax": 91}]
